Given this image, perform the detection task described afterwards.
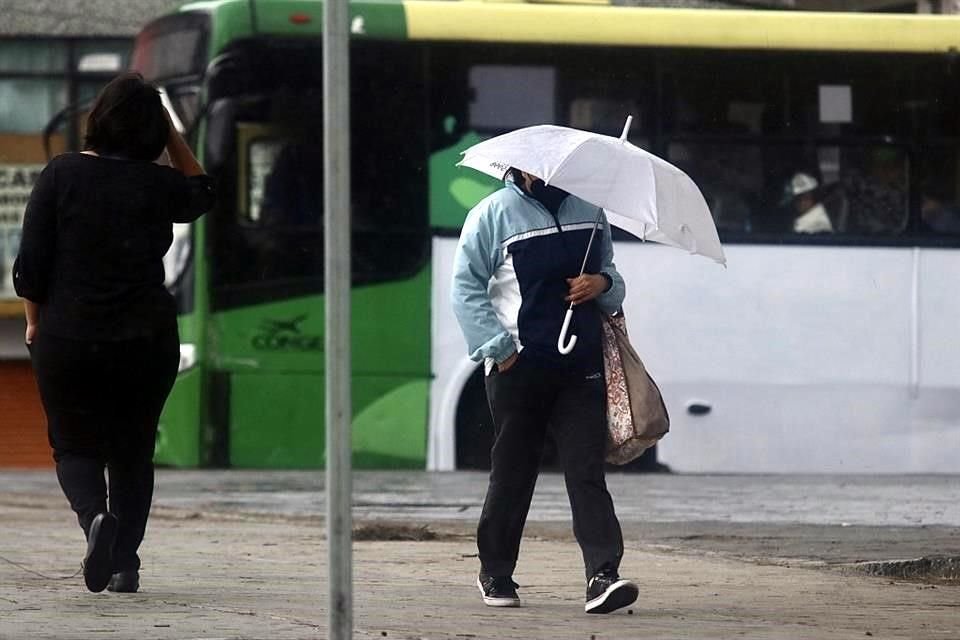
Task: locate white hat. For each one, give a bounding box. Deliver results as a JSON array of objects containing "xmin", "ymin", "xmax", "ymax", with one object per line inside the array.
[{"xmin": 784, "ymin": 172, "xmax": 819, "ymax": 199}]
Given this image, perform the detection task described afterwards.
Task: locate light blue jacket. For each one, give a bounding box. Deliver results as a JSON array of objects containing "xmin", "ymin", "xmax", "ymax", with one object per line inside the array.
[{"xmin": 451, "ymin": 180, "xmax": 625, "ymax": 372}]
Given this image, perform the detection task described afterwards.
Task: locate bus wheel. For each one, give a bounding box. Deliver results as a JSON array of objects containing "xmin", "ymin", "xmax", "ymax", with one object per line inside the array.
[
  {"xmin": 452, "ymin": 367, "xmax": 670, "ymax": 473},
  {"xmin": 454, "ymin": 367, "xmax": 494, "ymax": 470},
  {"xmin": 453, "ymin": 367, "xmax": 557, "ymax": 470}
]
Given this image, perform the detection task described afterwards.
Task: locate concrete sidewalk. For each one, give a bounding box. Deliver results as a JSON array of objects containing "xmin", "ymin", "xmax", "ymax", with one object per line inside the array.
[{"xmin": 1, "ymin": 472, "xmax": 959, "ymax": 639}]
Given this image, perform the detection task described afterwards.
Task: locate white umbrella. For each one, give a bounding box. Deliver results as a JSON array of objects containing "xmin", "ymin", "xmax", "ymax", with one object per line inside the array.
[{"xmin": 458, "ymin": 117, "xmax": 725, "ymax": 354}]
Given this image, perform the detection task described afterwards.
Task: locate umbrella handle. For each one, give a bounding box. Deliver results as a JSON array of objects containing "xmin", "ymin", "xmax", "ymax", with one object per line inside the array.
[{"xmin": 557, "ymin": 307, "xmax": 577, "ymax": 355}]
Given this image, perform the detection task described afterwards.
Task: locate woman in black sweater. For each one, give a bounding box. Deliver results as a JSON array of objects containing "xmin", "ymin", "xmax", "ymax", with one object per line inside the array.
[{"xmin": 14, "ymin": 73, "xmax": 216, "ymax": 593}]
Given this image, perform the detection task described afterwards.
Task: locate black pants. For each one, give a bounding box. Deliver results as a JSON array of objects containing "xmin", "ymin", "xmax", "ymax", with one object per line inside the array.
[
  {"xmin": 478, "ymin": 353, "xmax": 623, "ymax": 580},
  {"xmin": 30, "ymin": 330, "xmax": 179, "ymax": 572}
]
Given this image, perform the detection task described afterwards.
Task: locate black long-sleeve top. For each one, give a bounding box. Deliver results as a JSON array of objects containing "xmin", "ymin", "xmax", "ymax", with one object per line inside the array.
[{"xmin": 14, "ymin": 153, "xmax": 216, "ymax": 341}]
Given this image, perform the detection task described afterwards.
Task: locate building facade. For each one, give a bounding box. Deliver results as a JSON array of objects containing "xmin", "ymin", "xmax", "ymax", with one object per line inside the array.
[{"xmin": 0, "ymin": 0, "xmax": 180, "ymax": 466}]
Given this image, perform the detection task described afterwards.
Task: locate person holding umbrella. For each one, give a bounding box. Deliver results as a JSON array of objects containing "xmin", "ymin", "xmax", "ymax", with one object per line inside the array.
[{"xmin": 451, "ymin": 167, "xmax": 638, "ymax": 614}]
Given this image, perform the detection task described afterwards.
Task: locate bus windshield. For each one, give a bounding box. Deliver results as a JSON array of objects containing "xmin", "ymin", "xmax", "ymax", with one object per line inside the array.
[
  {"xmin": 201, "ymin": 38, "xmax": 429, "ymax": 309},
  {"xmin": 131, "ymin": 13, "xmax": 208, "ymax": 134},
  {"xmin": 131, "ymin": 13, "xmax": 207, "ymax": 82}
]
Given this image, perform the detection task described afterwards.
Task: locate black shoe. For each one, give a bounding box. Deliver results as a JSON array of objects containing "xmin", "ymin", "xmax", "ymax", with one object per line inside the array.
[
  {"xmin": 107, "ymin": 570, "xmax": 140, "ymax": 593},
  {"xmin": 83, "ymin": 513, "xmax": 118, "ymax": 593},
  {"xmin": 476, "ymin": 574, "xmax": 520, "ymax": 607},
  {"xmin": 585, "ymin": 571, "xmax": 638, "ymax": 614}
]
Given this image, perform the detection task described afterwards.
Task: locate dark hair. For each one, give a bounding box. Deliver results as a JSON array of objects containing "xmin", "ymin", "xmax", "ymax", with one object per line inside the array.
[{"xmin": 83, "ymin": 72, "xmax": 169, "ymax": 161}]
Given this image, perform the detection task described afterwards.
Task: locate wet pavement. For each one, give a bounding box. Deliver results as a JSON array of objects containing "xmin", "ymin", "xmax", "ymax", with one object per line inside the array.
[
  {"xmin": 5, "ymin": 470, "xmax": 960, "ymax": 526},
  {"xmin": 2, "ymin": 470, "xmax": 959, "ymax": 566},
  {"xmin": 2, "ymin": 470, "xmax": 959, "ymax": 639}
]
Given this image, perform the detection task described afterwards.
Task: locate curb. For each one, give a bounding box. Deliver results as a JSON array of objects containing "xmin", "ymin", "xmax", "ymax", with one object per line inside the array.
[{"xmin": 843, "ymin": 555, "xmax": 960, "ymax": 583}]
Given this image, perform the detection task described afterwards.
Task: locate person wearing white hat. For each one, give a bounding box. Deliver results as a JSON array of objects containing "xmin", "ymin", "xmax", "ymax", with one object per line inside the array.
[{"xmin": 785, "ymin": 172, "xmax": 833, "ymax": 234}]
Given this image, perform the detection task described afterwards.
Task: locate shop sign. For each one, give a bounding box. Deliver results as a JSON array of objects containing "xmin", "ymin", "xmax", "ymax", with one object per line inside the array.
[{"xmin": 0, "ymin": 165, "xmax": 43, "ymax": 300}]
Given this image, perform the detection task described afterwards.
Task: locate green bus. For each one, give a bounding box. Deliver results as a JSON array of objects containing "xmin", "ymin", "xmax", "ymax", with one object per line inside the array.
[{"xmin": 131, "ymin": 0, "xmax": 960, "ymax": 472}]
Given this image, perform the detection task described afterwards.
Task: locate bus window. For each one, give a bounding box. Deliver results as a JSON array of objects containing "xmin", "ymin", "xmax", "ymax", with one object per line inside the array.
[
  {"xmin": 130, "ymin": 13, "xmax": 208, "ymax": 83},
  {"xmin": 246, "ymin": 138, "xmax": 283, "ymax": 223},
  {"xmin": 568, "ymin": 97, "xmax": 642, "ymax": 139},
  {"xmin": 232, "ymin": 128, "xmax": 324, "ymax": 284},
  {"xmin": 914, "ymin": 58, "xmax": 960, "ymax": 140},
  {"xmin": 835, "ymin": 146, "xmax": 908, "ymax": 235},
  {"xmin": 667, "ymin": 142, "xmax": 760, "ymax": 233},
  {"xmin": 207, "ymin": 39, "xmax": 429, "ymax": 310},
  {"xmin": 772, "ymin": 145, "xmax": 908, "ymax": 236},
  {"xmin": 667, "ymin": 141, "xmax": 910, "ymax": 237},
  {"xmin": 658, "ymin": 48, "xmax": 924, "ymax": 241},
  {"xmin": 561, "ymin": 49, "xmax": 654, "ymax": 140},
  {"xmin": 919, "ymin": 147, "xmax": 960, "ymax": 235},
  {"xmin": 432, "ymin": 43, "xmax": 949, "ymax": 245},
  {"xmin": 241, "ymin": 135, "xmax": 322, "ymax": 229},
  {"xmin": 468, "ymin": 65, "xmax": 556, "ymax": 131},
  {"xmin": 662, "ymin": 51, "xmax": 779, "ymax": 135}
]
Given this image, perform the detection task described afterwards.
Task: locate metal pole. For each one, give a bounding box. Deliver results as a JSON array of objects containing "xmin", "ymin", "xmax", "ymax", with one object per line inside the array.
[{"xmin": 323, "ymin": 0, "xmax": 352, "ymax": 636}]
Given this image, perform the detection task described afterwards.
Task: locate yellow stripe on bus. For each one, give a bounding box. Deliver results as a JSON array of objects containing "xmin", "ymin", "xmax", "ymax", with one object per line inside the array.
[{"xmin": 404, "ymin": 2, "xmax": 960, "ymax": 53}]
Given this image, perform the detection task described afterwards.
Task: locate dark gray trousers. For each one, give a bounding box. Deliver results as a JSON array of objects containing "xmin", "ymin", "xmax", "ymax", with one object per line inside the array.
[{"xmin": 478, "ymin": 353, "xmax": 623, "ymax": 580}]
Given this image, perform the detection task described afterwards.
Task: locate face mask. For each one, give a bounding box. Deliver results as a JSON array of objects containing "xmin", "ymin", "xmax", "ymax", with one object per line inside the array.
[{"xmin": 529, "ymin": 179, "xmax": 569, "ymax": 215}]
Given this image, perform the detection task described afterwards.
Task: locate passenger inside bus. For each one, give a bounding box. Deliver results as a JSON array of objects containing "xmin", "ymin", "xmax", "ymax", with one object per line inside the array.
[
  {"xmin": 840, "ymin": 148, "xmax": 907, "ymax": 234},
  {"xmin": 921, "ymin": 190, "xmax": 960, "ymax": 234},
  {"xmin": 783, "ymin": 172, "xmax": 833, "ymax": 234}
]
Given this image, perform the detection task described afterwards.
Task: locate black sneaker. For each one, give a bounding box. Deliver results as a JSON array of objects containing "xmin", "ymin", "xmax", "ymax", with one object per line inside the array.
[
  {"xmin": 83, "ymin": 513, "xmax": 118, "ymax": 593},
  {"xmin": 585, "ymin": 571, "xmax": 638, "ymax": 614},
  {"xmin": 476, "ymin": 574, "xmax": 520, "ymax": 607},
  {"xmin": 107, "ymin": 570, "xmax": 140, "ymax": 593}
]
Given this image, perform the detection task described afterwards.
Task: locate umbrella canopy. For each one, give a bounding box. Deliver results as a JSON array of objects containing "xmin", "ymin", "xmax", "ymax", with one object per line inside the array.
[{"xmin": 457, "ymin": 119, "xmax": 726, "ymax": 266}]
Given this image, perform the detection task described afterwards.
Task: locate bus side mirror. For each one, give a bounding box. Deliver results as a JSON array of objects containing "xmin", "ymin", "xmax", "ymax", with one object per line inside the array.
[{"xmin": 205, "ymin": 51, "xmax": 254, "ymax": 100}]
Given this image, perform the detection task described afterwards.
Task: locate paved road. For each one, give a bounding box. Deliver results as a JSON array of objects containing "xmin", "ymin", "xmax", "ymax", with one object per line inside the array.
[
  {"xmin": 4, "ymin": 470, "xmax": 959, "ymax": 525},
  {"xmin": 3, "ymin": 470, "xmax": 959, "ymax": 565},
  {"xmin": 2, "ymin": 470, "xmax": 959, "ymax": 639}
]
